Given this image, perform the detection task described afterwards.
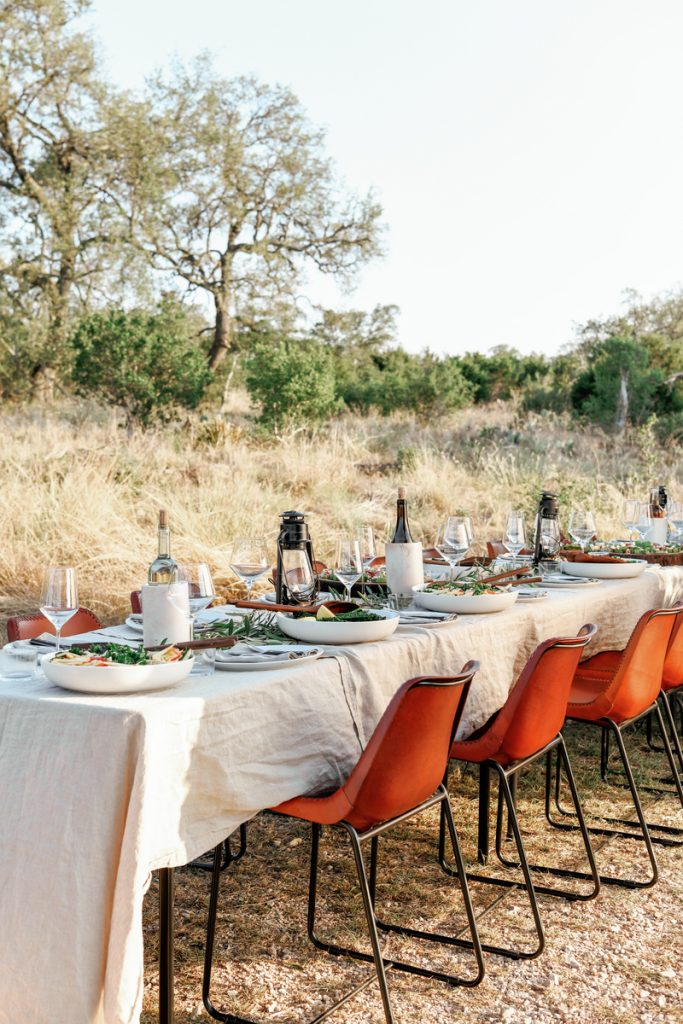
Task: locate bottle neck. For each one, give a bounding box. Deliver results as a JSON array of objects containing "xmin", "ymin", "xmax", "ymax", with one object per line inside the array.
[
  {"xmin": 392, "ymin": 500, "xmax": 413, "ymax": 543},
  {"xmin": 158, "ymin": 526, "xmax": 171, "ymax": 557}
]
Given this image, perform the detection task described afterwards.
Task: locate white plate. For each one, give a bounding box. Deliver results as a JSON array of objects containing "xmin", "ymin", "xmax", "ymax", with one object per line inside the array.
[
  {"xmin": 215, "ymin": 644, "xmax": 323, "ymax": 671},
  {"xmin": 412, "ymin": 585, "xmax": 519, "ymax": 614},
  {"xmin": 125, "ymin": 615, "xmax": 144, "ymax": 633},
  {"xmin": 41, "ymin": 652, "xmax": 194, "ymax": 694},
  {"xmin": 540, "ymin": 575, "xmax": 601, "ymax": 587},
  {"xmin": 560, "ymin": 559, "xmax": 648, "ymax": 580},
  {"xmin": 275, "ymin": 609, "xmax": 399, "ymax": 644}
]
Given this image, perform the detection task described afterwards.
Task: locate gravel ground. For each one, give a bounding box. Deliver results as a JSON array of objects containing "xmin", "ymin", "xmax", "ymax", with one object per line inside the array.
[{"xmin": 140, "ymin": 726, "xmax": 683, "ymax": 1024}]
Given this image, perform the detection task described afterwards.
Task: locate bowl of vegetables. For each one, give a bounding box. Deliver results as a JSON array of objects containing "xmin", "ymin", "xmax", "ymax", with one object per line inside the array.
[
  {"xmin": 42, "ymin": 643, "xmax": 194, "ymax": 694},
  {"xmin": 412, "ymin": 580, "xmax": 519, "ymax": 614},
  {"xmin": 275, "ymin": 607, "xmax": 399, "ymax": 644}
]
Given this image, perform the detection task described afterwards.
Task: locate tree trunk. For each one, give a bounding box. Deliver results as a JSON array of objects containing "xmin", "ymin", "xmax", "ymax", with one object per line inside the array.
[
  {"xmin": 208, "ymin": 292, "xmax": 233, "ymax": 370},
  {"xmin": 615, "ymin": 370, "xmax": 629, "ymax": 433}
]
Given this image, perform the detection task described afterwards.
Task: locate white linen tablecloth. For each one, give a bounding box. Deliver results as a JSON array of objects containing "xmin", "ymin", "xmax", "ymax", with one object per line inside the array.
[{"xmin": 1, "ymin": 567, "xmax": 682, "ymax": 1024}]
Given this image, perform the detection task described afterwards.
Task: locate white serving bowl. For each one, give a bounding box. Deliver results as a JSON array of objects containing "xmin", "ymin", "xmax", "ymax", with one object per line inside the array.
[
  {"xmin": 41, "ymin": 652, "xmax": 194, "ymax": 694},
  {"xmin": 560, "ymin": 559, "xmax": 648, "ymax": 580},
  {"xmin": 275, "ymin": 609, "xmax": 399, "ymax": 644},
  {"xmin": 412, "ymin": 585, "xmax": 519, "ymax": 615}
]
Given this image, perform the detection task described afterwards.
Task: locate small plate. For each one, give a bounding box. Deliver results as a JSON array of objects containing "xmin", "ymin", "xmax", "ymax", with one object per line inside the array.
[
  {"xmin": 540, "ymin": 575, "xmax": 601, "ymax": 588},
  {"xmin": 215, "ymin": 644, "xmax": 323, "ymax": 671},
  {"xmin": 125, "ymin": 615, "xmax": 144, "ymax": 633}
]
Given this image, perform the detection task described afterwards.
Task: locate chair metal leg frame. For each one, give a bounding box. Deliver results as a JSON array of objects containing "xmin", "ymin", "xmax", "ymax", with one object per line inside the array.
[
  {"xmin": 192, "ymin": 823, "xmax": 249, "ymax": 873},
  {"xmin": 555, "ymin": 704, "xmax": 683, "ymax": 845},
  {"xmin": 546, "ymin": 718, "xmax": 660, "ymax": 889},
  {"xmin": 438, "ymin": 761, "xmax": 545, "ymax": 960},
  {"xmin": 307, "ymin": 790, "xmax": 485, "ymax": 988},
  {"xmin": 493, "ymin": 736, "xmax": 601, "ymax": 903},
  {"xmin": 357, "ymin": 794, "xmax": 486, "ymax": 983},
  {"xmin": 203, "ymin": 789, "xmax": 484, "ymax": 1024}
]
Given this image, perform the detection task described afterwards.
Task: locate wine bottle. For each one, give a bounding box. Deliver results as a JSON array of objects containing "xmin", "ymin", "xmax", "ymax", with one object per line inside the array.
[
  {"xmin": 148, "ymin": 509, "xmax": 178, "ymax": 584},
  {"xmin": 392, "ymin": 487, "xmax": 414, "ymax": 542},
  {"xmin": 385, "ymin": 486, "xmax": 423, "ymax": 601}
]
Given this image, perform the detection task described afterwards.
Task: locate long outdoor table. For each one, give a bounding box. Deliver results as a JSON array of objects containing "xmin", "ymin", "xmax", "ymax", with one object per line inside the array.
[{"xmin": 1, "ymin": 567, "xmax": 683, "ymax": 1024}]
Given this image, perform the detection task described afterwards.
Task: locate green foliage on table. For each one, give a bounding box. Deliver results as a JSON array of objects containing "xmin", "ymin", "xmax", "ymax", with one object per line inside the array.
[{"xmin": 70, "ymin": 302, "xmax": 212, "ymax": 426}]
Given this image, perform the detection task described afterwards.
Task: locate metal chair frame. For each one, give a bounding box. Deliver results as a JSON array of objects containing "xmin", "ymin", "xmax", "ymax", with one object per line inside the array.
[
  {"xmin": 436, "ymin": 732, "xmax": 599, "ymax": 962},
  {"xmin": 546, "ymin": 699, "xmax": 683, "ymax": 889},
  {"xmin": 202, "ymin": 672, "xmax": 485, "ymax": 1024}
]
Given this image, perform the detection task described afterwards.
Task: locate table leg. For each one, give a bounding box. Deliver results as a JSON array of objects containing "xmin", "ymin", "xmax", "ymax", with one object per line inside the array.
[
  {"xmin": 158, "ymin": 868, "xmax": 175, "ymax": 1024},
  {"xmin": 477, "ymin": 764, "xmax": 490, "ymax": 864}
]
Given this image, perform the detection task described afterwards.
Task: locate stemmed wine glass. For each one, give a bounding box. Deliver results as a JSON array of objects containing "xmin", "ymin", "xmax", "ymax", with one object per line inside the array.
[
  {"xmin": 503, "ymin": 510, "xmax": 527, "ymax": 563},
  {"xmin": 281, "ymin": 548, "xmax": 316, "ymax": 605},
  {"xmin": 538, "ymin": 518, "xmax": 562, "ymax": 576},
  {"xmin": 435, "ymin": 516, "xmax": 473, "ymax": 579},
  {"xmin": 40, "ymin": 567, "xmax": 78, "ymax": 652},
  {"xmin": 229, "ymin": 538, "xmax": 269, "ymax": 600},
  {"xmin": 567, "ymin": 510, "xmax": 597, "ymax": 553},
  {"xmin": 177, "ymin": 562, "xmax": 216, "ymax": 622},
  {"xmin": 623, "ymin": 500, "xmax": 651, "ymax": 542},
  {"xmin": 666, "ymin": 501, "xmax": 683, "ymax": 543},
  {"xmin": 334, "ymin": 537, "xmax": 363, "ymax": 602},
  {"xmin": 357, "ymin": 524, "xmax": 377, "ymax": 595}
]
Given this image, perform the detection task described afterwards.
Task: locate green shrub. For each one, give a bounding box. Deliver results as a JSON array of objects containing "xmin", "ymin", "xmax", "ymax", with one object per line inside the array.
[
  {"xmin": 70, "ymin": 304, "xmax": 212, "ymax": 426},
  {"xmin": 243, "ymin": 336, "xmax": 341, "ymax": 430}
]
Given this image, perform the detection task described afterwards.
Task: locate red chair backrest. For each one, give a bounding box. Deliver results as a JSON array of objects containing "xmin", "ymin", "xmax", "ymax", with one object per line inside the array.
[
  {"xmin": 6, "ymin": 607, "xmax": 103, "ymax": 642},
  {"xmin": 474, "ymin": 625, "xmax": 598, "ymax": 763},
  {"xmin": 599, "ymin": 607, "xmax": 678, "ymax": 721},
  {"xmin": 340, "ymin": 662, "xmax": 478, "ymax": 832},
  {"xmin": 662, "ymin": 609, "xmax": 683, "ymax": 690},
  {"xmin": 130, "ymin": 590, "xmax": 142, "ymax": 613}
]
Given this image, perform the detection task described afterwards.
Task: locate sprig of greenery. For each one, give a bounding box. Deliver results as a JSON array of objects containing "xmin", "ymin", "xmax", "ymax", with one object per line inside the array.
[{"xmin": 200, "ymin": 613, "xmax": 293, "ymax": 645}]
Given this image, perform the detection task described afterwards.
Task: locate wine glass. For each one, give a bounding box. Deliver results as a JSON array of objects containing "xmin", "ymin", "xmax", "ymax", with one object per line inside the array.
[
  {"xmin": 567, "ymin": 510, "xmax": 597, "ymax": 553},
  {"xmin": 334, "ymin": 537, "xmax": 362, "ymax": 602},
  {"xmin": 357, "ymin": 524, "xmax": 377, "ymax": 595},
  {"xmin": 177, "ymin": 562, "xmax": 216, "ymax": 621},
  {"xmin": 503, "ymin": 510, "xmax": 527, "ymax": 562},
  {"xmin": 538, "ymin": 518, "xmax": 562, "ymax": 576},
  {"xmin": 40, "ymin": 567, "xmax": 78, "ymax": 652},
  {"xmin": 666, "ymin": 501, "xmax": 683, "ymax": 543},
  {"xmin": 435, "ymin": 517, "xmax": 473, "ymax": 579},
  {"xmin": 623, "ymin": 500, "xmax": 650, "ymax": 541},
  {"xmin": 281, "ymin": 548, "xmax": 316, "ymax": 605},
  {"xmin": 229, "ymin": 538, "xmax": 269, "ymax": 600}
]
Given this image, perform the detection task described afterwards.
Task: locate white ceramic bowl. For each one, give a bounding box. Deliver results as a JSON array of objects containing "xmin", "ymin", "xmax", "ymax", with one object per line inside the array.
[
  {"xmin": 560, "ymin": 559, "xmax": 648, "ymax": 580},
  {"xmin": 412, "ymin": 585, "xmax": 519, "ymax": 614},
  {"xmin": 41, "ymin": 652, "xmax": 194, "ymax": 694},
  {"xmin": 275, "ymin": 609, "xmax": 399, "ymax": 644}
]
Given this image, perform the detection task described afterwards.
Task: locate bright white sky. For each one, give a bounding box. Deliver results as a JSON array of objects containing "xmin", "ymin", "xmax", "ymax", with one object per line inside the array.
[{"xmin": 86, "ymin": 0, "xmax": 683, "ymax": 356}]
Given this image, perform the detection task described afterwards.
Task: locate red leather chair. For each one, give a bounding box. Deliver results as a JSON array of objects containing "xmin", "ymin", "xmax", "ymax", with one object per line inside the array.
[
  {"xmin": 203, "ymin": 664, "xmax": 484, "ymax": 1024},
  {"xmin": 443, "ymin": 625, "xmax": 599, "ymax": 961},
  {"xmin": 7, "ymin": 607, "xmax": 103, "ymax": 642},
  {"xmin": 130, "ymin": 590, "xmax": 142, "ymax": 614},
  {"xmin": 548, "ymin": 606, "xmax": 683, "ymax": 889},
  {"xmin": 659, "ymin": 610, "xmax": 683, "ymax": 776}
]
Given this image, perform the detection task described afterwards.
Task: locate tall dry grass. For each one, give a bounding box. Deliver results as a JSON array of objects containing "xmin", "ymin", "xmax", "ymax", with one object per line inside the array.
[{"xmin": 0, "ymin": 395, "xmax": 679, "ymax": 631}]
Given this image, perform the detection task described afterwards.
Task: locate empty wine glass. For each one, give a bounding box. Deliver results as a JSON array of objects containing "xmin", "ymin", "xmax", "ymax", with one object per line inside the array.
[
  {"xmin": 281, "ymin": 547, "xmax": 316, "ymax": 605},
  {"xmin": 666, "ymin": 501, "xmax": 683, "ymax": 543},
  {"xmin": 538, "ymin": 518, "xmax": 562, "ymax": 576},
  {"xmin": 177, "ymin": 563, "xmax": 216, "ymax": 633},
  {"xmin": 567, "ymin": 510, "xmax": 597, "ymax": 552},
  {"xmin": 229, "ymin": 538, "xmax": 269, "ymax": 600},
  {"xmin": 357, "ymin": 524, "xmax": 377, "ymax": 569},
  {"xmin": 40, "ymin": 567, "xmax": 78, "ymax": 652},
  {"xmin": 436, "ymin": 516, "xmax": 473, "ymax": 578},
  {"xmin": 503, "ymin": 510, "xmax": 527, "ymax": 561},
  {"xmin": 334, "ymin": 537, "xmax": 362, "ymax": 602},
  {"xmin": 623, "ymin": 500, "xmax": 650, "ymax": 541}
]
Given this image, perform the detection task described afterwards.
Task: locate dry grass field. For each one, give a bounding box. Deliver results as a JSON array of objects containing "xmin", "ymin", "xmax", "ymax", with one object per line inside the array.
[
  {"xmin": 2, "ymin": 398, "xmax": 683, "ymax": 1024},
  {"xmin": 0, "ymin": 395, "xmax": 678, "ymax": 637}
]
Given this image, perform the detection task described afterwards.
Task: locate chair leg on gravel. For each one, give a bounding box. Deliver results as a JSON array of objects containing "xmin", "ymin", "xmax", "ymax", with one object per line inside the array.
[
  {"xmin": 203, "ymin": 789, "xmax": 485, "ymax": 1024},
  {"xmin": 193, "ymin": 823, "xmax": 248, "ymax": 873},
  {"xmin": 546, "ymin": 719, "xmax": 662, "ymax": 888}
]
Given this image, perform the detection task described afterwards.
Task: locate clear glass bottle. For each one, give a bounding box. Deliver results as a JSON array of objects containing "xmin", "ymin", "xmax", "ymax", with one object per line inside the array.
[{"xmin": 148, "ymin": 509, "xmax": 178, "ymax": 584}]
